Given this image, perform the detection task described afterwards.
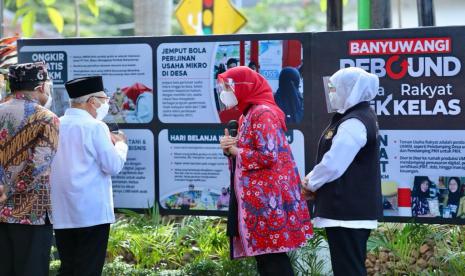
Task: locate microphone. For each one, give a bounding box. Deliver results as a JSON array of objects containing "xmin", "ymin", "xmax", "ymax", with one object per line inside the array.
[
  {"xmin": 227, "ymin": 120, "xmax": 238, "ymax": 137},
  {"xmin": 106, "ymin": 122, "xmax": 120, "ymax": 134}
]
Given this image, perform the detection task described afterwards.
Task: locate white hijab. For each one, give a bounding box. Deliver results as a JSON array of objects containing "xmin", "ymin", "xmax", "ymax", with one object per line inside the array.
[{"xmin": 328, "ymin": 67, "xmax": 379, "ymax": 114}]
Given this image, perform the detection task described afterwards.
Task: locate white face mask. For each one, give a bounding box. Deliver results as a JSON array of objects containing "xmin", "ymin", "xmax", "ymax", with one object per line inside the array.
[
  {"xmin": 328, "ymin": 92, "xmax": 343, "ymax": 111},
  {"xmin": 37, "ymin": 81, "xmax": 53, "ymax": 109},
  {"xmin": 44, "ymin": 93, "xmax": 52, "ymax": 109},
  {"xmin": 96, "ymin": 102, "xmax": 109, "ymax": 120},
  {"xmin": 219, "ymin": 90, "xmax": 238, "ymax": 108}
]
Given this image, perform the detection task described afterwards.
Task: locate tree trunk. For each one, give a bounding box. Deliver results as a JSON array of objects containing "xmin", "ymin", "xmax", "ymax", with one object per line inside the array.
[
  {"xmin": 74, "ymin": 0, "xmax": 80, "ymax": 37},
  {"xmin": 371, "ymin": 0, "xmax": 391, "ymax": 28},
  {"xmin": 134, "ymin": 0, "xmax": 172, "ymax": 36},
  {"xmin": 327, "ymin": 0, "xmax": 343, "ymax": 31},
  {"xmin": 417, "ymin": 0, "xmax": 435, "ymax": 26}
]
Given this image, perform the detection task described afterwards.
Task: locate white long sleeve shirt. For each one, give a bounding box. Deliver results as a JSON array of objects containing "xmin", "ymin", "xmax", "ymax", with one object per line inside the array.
[
  {"xmin": 51, "ymin": 108, "xmax": 128, "ymax": 229},
  {"xmin": 305, "ymin": 118, "xmax": 377, "ymax": 229}
]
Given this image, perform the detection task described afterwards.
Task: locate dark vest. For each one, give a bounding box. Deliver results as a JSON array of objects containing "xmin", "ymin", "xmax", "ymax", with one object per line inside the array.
[{"xmin": 314, "ymin": 102, "xmax": 383, "ymax": 220}]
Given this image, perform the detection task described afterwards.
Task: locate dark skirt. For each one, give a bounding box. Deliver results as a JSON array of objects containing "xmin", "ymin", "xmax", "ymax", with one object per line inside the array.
[{"xmin": 226, "ymin": 157, "xmax": 239, "ymax": 259}]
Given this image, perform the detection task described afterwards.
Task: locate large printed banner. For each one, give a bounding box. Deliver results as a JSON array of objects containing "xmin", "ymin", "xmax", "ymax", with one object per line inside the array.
[
  {"xmin": 158, "ymin": 129, "xmax": 305, "ymax": 212},
  {"xmin": 19, "ymin": 39, "xmax": 156, "ymax": 209},
  {"xmin": 17, "ymin": 34, "xmax": 306, "ymax": 215},
  {"xmin": 17, "ymin": 27, "xmax": 465, "ymax": 224},
  {"xmin": 155, "ymin": 36, "xmax": 307, "ymax": 215},
  {"xmin": 311, "ymin": 27, "xmax": 465, "ymax": 224}
]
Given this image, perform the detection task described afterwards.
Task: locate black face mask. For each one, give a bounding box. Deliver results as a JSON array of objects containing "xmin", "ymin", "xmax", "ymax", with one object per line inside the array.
[{"xmin": 222, "ymin": 192, "xmax": 227, "ymax": 195}]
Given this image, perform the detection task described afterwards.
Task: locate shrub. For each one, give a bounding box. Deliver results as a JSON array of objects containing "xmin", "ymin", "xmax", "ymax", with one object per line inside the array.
[
  {"xmin": 219, "ymin": 257, "xmax": 258, "ymax": 276},
  {"xmin": 49, "ymin": 260, "xmax": 61, "ymax": 276},
  {"xmin": 366, "ymin": 223, "xmax": 465, "ymax": 275},
  {"xmin": 289, "ymin": 228, "xmax": 328, "ymax": 276},
  {"xmin": 102, "ymin": 256, "xmax": 158, "ymax": 276},
  {"xmin": 57, "ymin": 208, "xmax": 465, "ymax": 276},
  {"xmin": 183, "ymin": 259, "xmax": 222, "ymax": 275}
]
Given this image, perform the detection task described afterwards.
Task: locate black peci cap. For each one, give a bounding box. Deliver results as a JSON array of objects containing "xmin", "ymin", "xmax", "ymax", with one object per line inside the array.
[
  {"xmin": 65, "ymin": 76, "xmax": 104, "ymax": 98},
  {"xmin": 8, "ymin": 61, "xmax": 50, "ymax": 92}
]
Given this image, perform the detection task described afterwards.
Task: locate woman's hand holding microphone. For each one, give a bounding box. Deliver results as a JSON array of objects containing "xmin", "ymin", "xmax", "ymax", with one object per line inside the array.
[{"xmin": 220, "ymin": 128, "xmax": 238, "ymax": 156}]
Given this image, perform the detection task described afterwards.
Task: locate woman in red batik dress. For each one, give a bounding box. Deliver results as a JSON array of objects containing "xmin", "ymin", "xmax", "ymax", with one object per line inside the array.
[{"xmin": 219, "ymin": 66, "xmax": 312, "ymax": 276}]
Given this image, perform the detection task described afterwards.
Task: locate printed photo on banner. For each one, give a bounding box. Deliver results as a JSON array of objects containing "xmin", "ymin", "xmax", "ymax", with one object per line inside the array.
[
  {"xmin": 157, "ymin": 40, "xmax": 304, "ymax": 124},
  {"xmin": 214, "ymin": 40, "xmax": 304, "ymax": 124},
  {"xmin": 382, "ymin": 180, "xmax": 399, "ymax": 215},
  {"xmin": 409, "ymin": 176, "xmax": 465, "ymax": 219},
  {"xmin": 51, "ymin": 82, "xmax": 154, "ymax": 124},
  {"xmin": 161, "ymin": 183, "xmax": 230, "ymax": 211},
  {"xmin": 105, "ymin": 82, "xmax": 153, "ymax": 124},
  {"xmin": 19, "ymin": 44, "xmax": 154, "ymax": 124},
  {"xmin": 437, "ymin": 176, "xmax": 465, "ymax": 219},
  {"xmin": 411, "ymin": 176, "xmax": 441, "ymax": 218}
]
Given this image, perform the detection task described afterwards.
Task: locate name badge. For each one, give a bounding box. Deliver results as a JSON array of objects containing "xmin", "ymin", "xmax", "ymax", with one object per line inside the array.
[{"xmin": 324, "ymin": 129, "xmax": 334, "ymax": 140}]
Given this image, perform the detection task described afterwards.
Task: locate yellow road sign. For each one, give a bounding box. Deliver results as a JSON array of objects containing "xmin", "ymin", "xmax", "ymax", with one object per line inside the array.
[{"xmin": 175, "ymin": 0, "xmax": 247, "ymax": 35}]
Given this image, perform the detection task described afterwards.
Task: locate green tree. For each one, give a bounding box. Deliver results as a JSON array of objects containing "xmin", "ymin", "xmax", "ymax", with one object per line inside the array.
[
  {"xmin": 6, "ymin": 0, "xmax": 99, "ymax": 37},
  {"xmin": 239, "ymin": 0, "xmax": 324, "ymax": 33},
  {"xmin": 59, "ymin": 0, "xmax": 133, "ymax": 37},
  {"xmin": 6, "ymin": 0, "xmax": 133, "ymax": 37}
]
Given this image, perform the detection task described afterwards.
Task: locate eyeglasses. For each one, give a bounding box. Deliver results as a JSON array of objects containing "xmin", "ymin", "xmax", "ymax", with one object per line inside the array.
[{"xmin": 93, "ymin": 96, "xmax": 110, "ymax": 103}]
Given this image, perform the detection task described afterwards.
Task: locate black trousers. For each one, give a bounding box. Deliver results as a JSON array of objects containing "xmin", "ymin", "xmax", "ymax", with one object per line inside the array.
[
  {"xmin": 0, "ymin": 222, "xmax": 53, "ymax": 276},
  {"xmin": 54, "ymin": 223, "xmax": 110, "ymax": 276},
  {"xmin": 255, "ymin": 252, "xmax": 294, "ymax": 276},
  {"xmin": 325, "ymin": 227, "xmax": 371, "ymax": 276}
]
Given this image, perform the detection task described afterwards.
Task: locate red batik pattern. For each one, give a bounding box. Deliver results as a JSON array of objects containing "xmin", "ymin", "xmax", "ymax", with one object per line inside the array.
[{"xmin": 231, "ymin": 104, "xmax": 312, "ymax": 258}]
